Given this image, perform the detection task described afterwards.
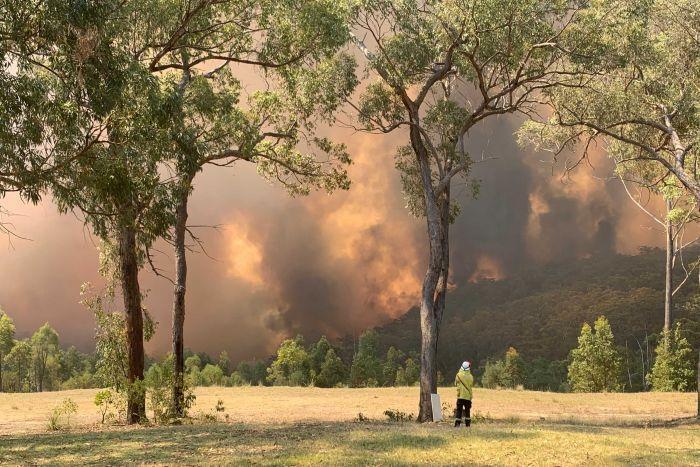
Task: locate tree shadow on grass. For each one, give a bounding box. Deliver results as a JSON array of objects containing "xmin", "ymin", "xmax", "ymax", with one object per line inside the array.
[
  {"xmin": 607, "ymin": 443, "xmax": 700, "ymax": 465},
  {"xmin": 0, "ymin": 421, "xmax": 534, "ymax": 465}
]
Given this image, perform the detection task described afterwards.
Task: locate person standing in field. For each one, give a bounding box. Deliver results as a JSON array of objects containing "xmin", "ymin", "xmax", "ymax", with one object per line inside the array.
[{"xmin": 454, "ymin": 361, "xmax": 473, "ymax": 427}]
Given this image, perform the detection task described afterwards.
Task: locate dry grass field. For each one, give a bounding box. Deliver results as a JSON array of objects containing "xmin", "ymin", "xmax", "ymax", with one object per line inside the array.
[{"xmin": 0, "ymin": 387, "xmax": 698, "ymax": 465}]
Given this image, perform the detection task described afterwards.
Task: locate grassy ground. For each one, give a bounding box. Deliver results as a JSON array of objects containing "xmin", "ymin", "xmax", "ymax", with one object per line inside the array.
[{"xmin": 0, "ymin": 387, "xmax": 698, "ymax": 465}]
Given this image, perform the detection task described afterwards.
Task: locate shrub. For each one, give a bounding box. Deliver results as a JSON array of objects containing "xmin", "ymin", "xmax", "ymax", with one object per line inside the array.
[
  {"xmin": 384, "ymin": 409, "xmax": 414, "ymax": 423},
  {"xmin": 568, "ymin": 316, "xmax": 622, "ymax": 392},
  {"xmin": 315, "ymin": 349, "xmax": 346, "ymax": 388},
  {"xmin": 201, "ymin": 364, "xmax": 225, "ymax": 386},
  {"xmin": 267, "ymin": 336, "xmax": 311, "ymax": 386},
  {"xmin": 350, "ymin": 331, "xmax": 382, "ymax": 387},
  {"xmin": 145, "ymin": 356, "xmax": 195, "ymax": 422},
  {"xmin": 525, "ymin": 358, "xmax": 567, "ymax": 392},
  {"xmin": 47, "ymin": 398, "xmax": 78, "ymax": 431},
  {"xmin": 502, "ymin": 347, "xmax": 525, "ymax": 388},
  {"xmin": 94, "ymin": 389, "xmax": 117, "ymax": 424},
  {"xmin": 482, "ymin": 359, "xmax": 505, "ymax": 389},
  {"xmin": 648, "ymin": 324, "xmax": 696, "ymax": 392}
]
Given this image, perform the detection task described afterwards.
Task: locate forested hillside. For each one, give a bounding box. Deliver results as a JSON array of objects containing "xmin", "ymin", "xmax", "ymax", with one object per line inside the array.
[{"xmin": 341, "ymin": 248, "xmax": 700, "ymax": 379}]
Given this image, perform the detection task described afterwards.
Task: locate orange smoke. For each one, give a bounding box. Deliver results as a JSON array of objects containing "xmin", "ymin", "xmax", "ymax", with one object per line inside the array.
[{"xmin": 224, "ymin": 218, "xmax": 264, "ymax": 286}]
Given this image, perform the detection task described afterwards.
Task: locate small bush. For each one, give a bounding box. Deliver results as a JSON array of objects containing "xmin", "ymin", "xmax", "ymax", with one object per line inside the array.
[
  {"xmin": 47, "ymin": 398, "xmax": 78, "ymax": 431},
  {"xmin": 383, "ymin": 409, "xmax": 414, "ymax": 423},
  {"xmin": 215, "ymin": 399, "xmax": 225, "ymax": 413},
  {"xmin": 355, "ymin": 412, "xmax": 369, "ymax": 422},
  {"xmin": 470, "ymin": 411, "xmax": 494, "ymax": 424},
  {"xmin": 195, "ymin": 400, "xmax": 226, "ymax": 423},
  {"xmin": 648, "ymin": 324, "xmax": 695, "ymax": 392},
  {"xmin": 94, "ymin": 389, "xmax": 117, "ymax": 424}
]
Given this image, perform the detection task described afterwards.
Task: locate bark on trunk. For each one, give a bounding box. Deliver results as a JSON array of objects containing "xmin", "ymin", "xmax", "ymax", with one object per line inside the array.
[
  {"xmin": 410, "ymin": 124, "xmax": 445, "ymax": 423},
  {"xmin": 118, "ymin": 223, "xmax": 146, "ymax": 424},
  {"xmin": 664, "ymin": 199, "xmax": 673, "ymax": 332},
  {"xmin": 171, "ymin": 186, "xmax": 189, "ymax": 416}
]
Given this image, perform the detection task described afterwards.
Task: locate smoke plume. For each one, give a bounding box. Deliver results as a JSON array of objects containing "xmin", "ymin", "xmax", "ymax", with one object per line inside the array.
[{"xmin": 0, "ymin": 114, "xmax": 668, "ymax": 360}]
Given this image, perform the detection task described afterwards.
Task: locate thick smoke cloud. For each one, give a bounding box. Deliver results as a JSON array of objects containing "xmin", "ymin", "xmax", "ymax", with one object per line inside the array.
[{"xmin": 0, "ymin": 114, "xmax": 666, "ymax": 361}]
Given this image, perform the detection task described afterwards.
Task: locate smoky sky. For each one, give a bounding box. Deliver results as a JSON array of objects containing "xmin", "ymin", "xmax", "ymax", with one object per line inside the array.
[{"xmin": 0, "ymin": 112, "xmax": 666, "ymax": 361}]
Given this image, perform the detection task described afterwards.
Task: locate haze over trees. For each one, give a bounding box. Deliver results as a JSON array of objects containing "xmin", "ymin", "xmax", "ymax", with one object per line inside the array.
[
  {"xmin": 148, "ymin": 0, "xmax": 357, "ymax": 416},
  {"xmin": 347, "ymin": 0, "xmax": 612, "ymax": 420},
  {"xmin": 0, "ymin": 0, "xmax": 699, "ymax": 424}
]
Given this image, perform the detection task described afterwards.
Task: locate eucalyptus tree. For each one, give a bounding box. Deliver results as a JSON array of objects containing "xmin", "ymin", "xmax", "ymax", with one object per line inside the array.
[
  {"xmin": 348, "ymin": 0, "xmax": 599, "ymax": 420},
  {"xmin": 33, "ymin": 0, "xmax": 181, "ymax": 422},
  {"xmin": 0, "ymin": 310, "xmax": 15, "ymax": 391},
  {"xmin": 123, "ymin": 0, "xmax": 357, "ymax": 415},
  {"xmin": 517, "ymin": 0, "xmax": 700, "ymax": 415},
  {"xmin": 520, "ymin": 0, "xmax": 700, "ymax": 215},
  {"xmin": 521, "ymin": 0, "xmax": 700, "ymax": 268},
  {"xmin": 30, "ymin": 323, "xmax": 60, "ymax": 392},
  {"xmin": 616, "ymin": 173, "xmax": 699, "ymax": 332},
  {"xmin": 0, "ymin": 1, "xmax": 94, "ymax": 234}
]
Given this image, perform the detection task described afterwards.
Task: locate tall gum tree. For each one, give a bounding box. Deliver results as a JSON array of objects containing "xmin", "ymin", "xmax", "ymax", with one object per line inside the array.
[
  {"xmin": 3, "ymin": 0, "xmax": 147, "ymax": 418},
  {"xmin": 348, "ymin": 0, "xmax": 600, "ymax": 421},
  {"xmin": 518, "ymin": 0, "xmax": 700, "ymax": 416},
  {"xmin": 42, "ymin": 0, "xmax": 178, "ymax": 423},
  {"xmin": 121, "ymin": 0, "xmax": 357, "ymax": 415}
]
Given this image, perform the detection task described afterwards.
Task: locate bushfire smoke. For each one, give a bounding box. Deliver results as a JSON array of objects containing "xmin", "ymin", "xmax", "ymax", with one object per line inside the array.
[{"xmin": 0, "ymin": 114, "xmax": 668, "ymax": 361}]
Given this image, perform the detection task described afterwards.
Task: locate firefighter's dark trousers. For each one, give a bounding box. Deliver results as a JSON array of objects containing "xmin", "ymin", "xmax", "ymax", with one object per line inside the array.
[{"xmin": 454, "ymin": 399, "xmax": 472, "ymax": 427}]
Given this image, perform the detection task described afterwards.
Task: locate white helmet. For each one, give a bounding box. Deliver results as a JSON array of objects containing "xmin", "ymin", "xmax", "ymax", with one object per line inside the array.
[{"xmin": 461, "ymin": 361, "xmax": 471, "ymax": 371}]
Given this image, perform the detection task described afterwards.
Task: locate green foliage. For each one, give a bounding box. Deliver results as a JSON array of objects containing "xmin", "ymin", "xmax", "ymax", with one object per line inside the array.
[
  {"xmin": 525, "ymin": 358, "xmax": 568, "ymax": 392},
  {"xmin": 502, "ymin": 348, "xmax": 526, "ymax": 389},
  {"xmin": 350, "ymin": 331, "xmax": 382, "ymax": 387},
  {"xmin": 309, "ymin": 336, "xmax": 333, "ymax": 379},
  {"xmin": 217, "ymin": 351, "xmax": 230, "ymax": 376},
  {"xmin": 519, "ymin": 0, "xmax": 700, "ymax": 211},
  {"xmin": 59, "ymin": 346, "xmax": 92, "ymax": 383},
  {"xmin": 0, "ymin": 310, "xmax": 16, "ymax": 391},
  {"xmin": 648, "ymin": 324, "xmax": 696, "ymax": 392},
  {"xmin": 228, "ymin": 372, "xmax": 245, "ymax": 387},
  {"xmin": 5, "ymin": 339, "xmax": 31, "ymax": 392},
  {"xmin": 144, "ymin": 354, "xmax": 195, "ymax": 421},
  {"xmin": 185, "ymin": 355, "xmax": 202, "ymax": 373},
  {"xmin": 267, "ymin": 336, "xmax": 311, "ymax": 386},
  {"xmin": 383, "ymin": 409, "xmax": 414, "ymax": 423},
  {"xmin": 200, "ymin": 364, "xmax": 225, "ymax": 387},
  {"xmin": 94, "ymin": 389, "xmax": 117, "ymax": 424},
  {"xmin": 30, "ymin": 323, "xmax": 60, "ymax": 391},
  {"xmin": 47, "ymin": 398, "xmax": 78, "ymax": 431},
  {"xmin": 395, "ymin": 358, "xmax": 419, "ymax": 386},
  {"xmin": 568, "ymin": 316, "xmax": 623, "ymax": 392},
  {"xmin": 315, "ymin": 349, "xmax": 346, "ymax": 388},
  {"xmin": 480, "ymin": 348, "xmax": 525, "ymax": 389},
  {"xmin": 382, "ymin": 346, "xmax": 404, "ymax": 387},
  {"xmin": 236, "ymin": 360, "xmax": 268, "ymax": 386},
  {"xmin": 62, "ymin": 370, "xmax": 100, "ymax": 390},
  {"xmin": 355, "ymin": 249, "xmax": 696, "ymax": 388},
  {"xmin": 482, "ymin": 359, "xmax": 506, "ymax": 389},
  {"xmin": 81, "ymin": 284, "xmax": 127, "ymax": 390}
]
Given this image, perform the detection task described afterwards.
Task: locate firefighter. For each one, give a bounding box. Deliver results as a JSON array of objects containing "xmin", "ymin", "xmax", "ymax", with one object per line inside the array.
[{"xmin": 454, "ymin": 361, "xmax": 473, "ymax": 427}]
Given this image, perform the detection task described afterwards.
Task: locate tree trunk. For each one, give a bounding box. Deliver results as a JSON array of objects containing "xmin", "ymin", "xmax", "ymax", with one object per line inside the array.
[
  {"xmin": 664, "ymin": 199, "xmax": 673, "ymax": 332},
  {"xmin": 410, "ymin": 124, "xmax": 445, "ymax": 423},
  {"xmin": 118, "ymin": 223, "xmax": 146, "ymax": 424},
  {"xmin": 171, "ymin": 184, "xmax": 190, "ymax": 417},
  {"xmin": 696, "ymin": 348, "xmax": 699, "ymax": 419}
]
